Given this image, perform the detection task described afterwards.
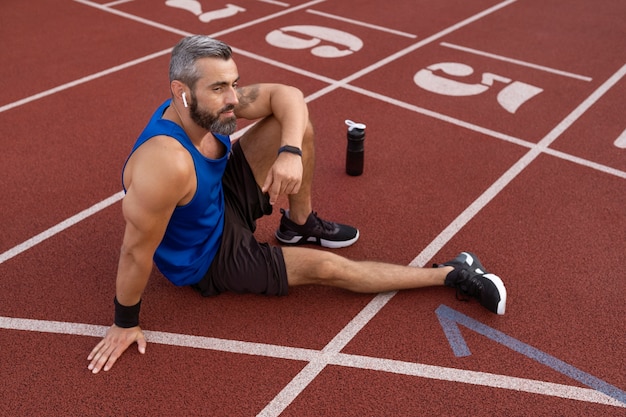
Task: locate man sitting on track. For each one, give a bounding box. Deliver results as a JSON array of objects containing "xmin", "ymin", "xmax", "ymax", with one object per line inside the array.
[{"xmin": 87, "ymin": 35, "xmax": 507, "ymax": 374}]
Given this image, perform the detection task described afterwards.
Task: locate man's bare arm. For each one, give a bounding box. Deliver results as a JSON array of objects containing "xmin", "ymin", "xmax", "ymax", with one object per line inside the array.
[{"xmin": 88, "ymin": 137, "xmax": 194, "ymax": 374}]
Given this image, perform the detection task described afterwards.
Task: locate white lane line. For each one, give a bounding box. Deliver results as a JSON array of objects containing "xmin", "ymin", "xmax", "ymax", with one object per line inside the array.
[
  {"xmin": 0, "ymin": 191, "xmax": 124, "ymax": 265},
  {"xmin": 257, "ymin": 0, "xmax": 290, "ymax": 7},
  {"xmin": 543, "ymin": 147, "xmax": 626, "ymax": 179},
  {"xmin": 332, "ymin": 353, "xmax": 625, "ymax": 408},
  {"xmin": 440, "ymin": 42, "xmax": 593, "ymax": 82},
  {"xmin": 0, "ymin": 49, "xmax": 172, "ymax": 114},
  {"xmin": 321, "ymin": 292, "xmax": 396, "ymax": 354},
  {"xmin": 306, "ymin": 9, "xmax": 418, "ymax": 39},
  {"xmin": 102, "ymin": 0, "xmax": 135, "ymax": 7},
  {"xmin": 257, "ymin": 361, "xmax": 328, "ymax": 417},
  {"xmin": 1, "ymin": 316, "xmax": 622, "ymax": 408}
]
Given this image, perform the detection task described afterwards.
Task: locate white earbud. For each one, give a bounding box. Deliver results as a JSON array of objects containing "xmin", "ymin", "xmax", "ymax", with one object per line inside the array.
[{"xmin": 182, "ymin": 92, "xmax": 188, "ymax": 108}]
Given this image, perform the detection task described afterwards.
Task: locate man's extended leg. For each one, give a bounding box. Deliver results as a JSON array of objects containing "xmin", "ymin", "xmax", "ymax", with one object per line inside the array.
[
  {"xmin": 283, "ymin": 246, "xmax": 450, "ymax": 292},
  {"xmin": 282, "ymin": 247, "xmax": 507, "ymax": 315}
]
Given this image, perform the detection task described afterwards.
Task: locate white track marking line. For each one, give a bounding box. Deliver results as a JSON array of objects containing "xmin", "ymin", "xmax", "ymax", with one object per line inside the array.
[
  {"xmin": 332, "ymin": 353, "xmax": 625, "ymax": 408},
  {"xmin": 320, "ymin": 292, "xmax": 396, "ymax": 353},
  {"xmin": 543, "ymin": 147, "xmax": 626, "ymax": 179},
  {"xmin": 102, "ymin": 0, "xmax": 135, "ymax": 7},
  {"xmin": 1, "ymin": 316, "xmax": 622, "ymax": 408},
  {"xmin": 0, "ymin": 49, "xmax": 172, "ymax": 114},
  {"xmin": 257, "ymin": 361, "xmax": 328, "ymax": 417},
  {"xmin": 257, "ymin": 0, "xmax": 290, "ymax": 7},
  {"xmin": 306, "ymin": 9, "xmax": 418, "ymax": 39},
  {"xmin": 0, "ymin": 191, "xmax": 124, "ymax": 265},
  {"xmin": 440, "ymin": 42, "xmax": 593, "ymax": 81}
]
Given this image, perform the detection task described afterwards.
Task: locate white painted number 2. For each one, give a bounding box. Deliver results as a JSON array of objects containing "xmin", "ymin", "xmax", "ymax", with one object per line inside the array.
[
  {"xmin": 414, "ymin": 62, "xmax": 543, "ymax": 114},
  {"xmin": 266, "ymin": 25, "xmax": 363, "ymax": 58}
]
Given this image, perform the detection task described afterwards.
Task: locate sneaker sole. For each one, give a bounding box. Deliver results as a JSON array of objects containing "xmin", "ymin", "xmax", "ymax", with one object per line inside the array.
[
  {"xmin": 276, "ymin": 230, "xmax": 360, "ymax": 249},
  {"xmin": 482, "ymin": 272, "xmax": 507, "ymax": 315},
  {"xmin": 447, "ymin": 252, "xmax": 507, "ymax": 315},
  {"xmin": 468, "ymin": 252, "xmax": 507, "ymax": 315}
]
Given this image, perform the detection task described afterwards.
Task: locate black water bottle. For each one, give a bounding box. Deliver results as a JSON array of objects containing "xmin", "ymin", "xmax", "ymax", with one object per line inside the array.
[{"xmin": 345, "ymin": 119, "xmax": 366, "ymax": 176}]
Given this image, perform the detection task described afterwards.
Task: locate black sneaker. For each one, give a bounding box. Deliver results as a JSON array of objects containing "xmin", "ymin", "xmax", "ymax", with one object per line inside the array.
[
  {"xmin": 275, "ymin": 209, "xmax": 359, "ymax": 248},
  {"xmin": 435, "ymin": 252, "xmax": 507, "ymax": 315}
]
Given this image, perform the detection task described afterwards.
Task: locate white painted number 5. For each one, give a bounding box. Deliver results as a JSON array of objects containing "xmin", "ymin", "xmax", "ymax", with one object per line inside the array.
[{"xmin": 414, "ymin": 62, "xmax": 543, "ymax": 114}]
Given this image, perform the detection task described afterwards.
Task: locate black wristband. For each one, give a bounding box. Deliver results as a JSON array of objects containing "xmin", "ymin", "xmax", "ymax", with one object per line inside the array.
[
  {"xmin": 114, "ymin": 296, "xmax": 141, "ymax": 328},
  {"xmin": 278, "ymin": 145, "xmax": 302, "ymax": 157}
]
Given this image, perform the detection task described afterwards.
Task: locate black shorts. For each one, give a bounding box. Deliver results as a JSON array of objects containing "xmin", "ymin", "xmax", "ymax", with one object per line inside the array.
[{"xmin": 191, "ymin": 140, "xmax": 289, "ymax": 297}]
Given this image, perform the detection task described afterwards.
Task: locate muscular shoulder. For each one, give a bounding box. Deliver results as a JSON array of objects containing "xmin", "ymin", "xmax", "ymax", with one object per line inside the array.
[
  {"xmin": 124, "ymin": 135, "xmax": 195, "ymax": 206},
  {"xmin": 234, "ymin": 83, "xmax": 304, "ymax": 120}
]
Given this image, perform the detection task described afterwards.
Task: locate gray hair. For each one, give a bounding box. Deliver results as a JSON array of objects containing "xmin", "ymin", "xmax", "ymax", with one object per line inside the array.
[{"xmin": 169, "ymin": 35, "xmax": 233, "ymax": 89}]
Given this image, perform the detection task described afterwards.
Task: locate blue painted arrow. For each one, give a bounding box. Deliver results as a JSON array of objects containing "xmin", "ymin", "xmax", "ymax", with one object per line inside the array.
[{"xmin": 435, "ymin": 304, "xmax": 626, "ymax": 405}]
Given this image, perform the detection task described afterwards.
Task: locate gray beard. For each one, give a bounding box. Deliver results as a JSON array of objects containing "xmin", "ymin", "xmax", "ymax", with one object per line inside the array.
[
  {"xmin": 189, "ymin": 99, "xmax": 237, "ymax": 135},
  {"xmin": 207, "ymin": 115, "xmax": 237, "ymax": 135}
]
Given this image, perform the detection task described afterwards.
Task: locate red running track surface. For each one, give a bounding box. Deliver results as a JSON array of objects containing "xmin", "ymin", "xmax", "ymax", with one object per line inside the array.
[{"xmin": 1, "ymin": 0, "xmax": 625, "ymax": 416}]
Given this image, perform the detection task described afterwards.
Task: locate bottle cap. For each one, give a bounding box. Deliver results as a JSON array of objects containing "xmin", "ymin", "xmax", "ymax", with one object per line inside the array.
[{"xmin": 345, "ymin": 119, "xmax": 366, "ymax": 131}]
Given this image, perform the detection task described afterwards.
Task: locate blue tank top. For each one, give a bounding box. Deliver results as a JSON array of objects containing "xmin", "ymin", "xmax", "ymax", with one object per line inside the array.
[{"xmin": 123, "ymin": 99, "xmax": 231, "ymax": 286}]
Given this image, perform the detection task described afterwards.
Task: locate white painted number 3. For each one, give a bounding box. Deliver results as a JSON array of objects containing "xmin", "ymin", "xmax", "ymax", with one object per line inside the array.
[{"xmin": 414, "ymin": 62, "xmax": 543, "ymax": 114}]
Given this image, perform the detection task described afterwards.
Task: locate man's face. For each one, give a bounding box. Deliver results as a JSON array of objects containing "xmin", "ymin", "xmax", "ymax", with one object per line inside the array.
[{"xmin": 187, "ymin": 57, "xmax": 239, "ymax": 135}]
